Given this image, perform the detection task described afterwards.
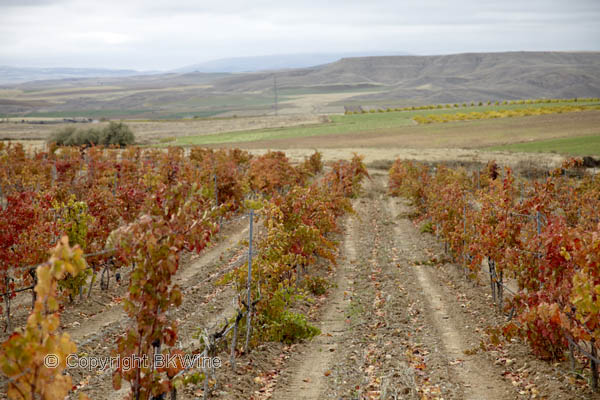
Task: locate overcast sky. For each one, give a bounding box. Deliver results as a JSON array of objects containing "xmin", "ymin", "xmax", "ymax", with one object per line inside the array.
[{"xmin": 1, "ymin": 0, "xmax": 599, "ymax": 71}]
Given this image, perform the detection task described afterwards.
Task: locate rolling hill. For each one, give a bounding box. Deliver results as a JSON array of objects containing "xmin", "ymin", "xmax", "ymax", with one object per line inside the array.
[
  {"xmin": 209, "ymin": 52, "xmax": 600, "ymax": 102},
  {"xmin": 1, "ymin": 51, "xmax": 599, "ymax": 118}
]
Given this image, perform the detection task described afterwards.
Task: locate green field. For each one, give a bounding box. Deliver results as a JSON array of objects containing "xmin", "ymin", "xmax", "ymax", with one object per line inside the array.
[
  {"xmin": 487, "ymin": 135, "xmax": 600, "ymax": 156},
  {"xmin": 173, "ymin": 100, "xmax": 600, "ymax": 146},
  {"xmin": 174, "ymin": 112, "xmax": 414, "ymax": 145}
]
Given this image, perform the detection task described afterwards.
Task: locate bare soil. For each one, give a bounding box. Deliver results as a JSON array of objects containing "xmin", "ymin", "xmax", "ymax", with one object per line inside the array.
[{"xmin": 218, "ymin": 110, "xmax": 600, "ymax": 152}]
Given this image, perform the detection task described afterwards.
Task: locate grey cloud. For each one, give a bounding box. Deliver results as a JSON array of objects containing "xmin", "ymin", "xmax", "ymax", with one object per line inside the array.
[
  {"xmin": 0, "ymin": 0, "xmax": 598, "ymax": 70},
  {"xmin": 0, "ymin": 0, "xmax": 65, "ymax": 6}
]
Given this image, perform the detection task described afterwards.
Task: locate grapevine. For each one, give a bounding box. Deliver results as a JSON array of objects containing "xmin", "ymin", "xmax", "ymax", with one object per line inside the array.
[{"xmin": 389, "ymin": 157, "xmax": 600, "ymax": 388}]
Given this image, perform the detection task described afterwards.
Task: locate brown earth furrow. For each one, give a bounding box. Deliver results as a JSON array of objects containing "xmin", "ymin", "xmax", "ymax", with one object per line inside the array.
[
  {"xmin": 387, "ymin": 194, "xmax": 514, "ymax": 399},
  {"xmin": 269, "ymin": 209, "xmax": 357, "ymax": 400}
]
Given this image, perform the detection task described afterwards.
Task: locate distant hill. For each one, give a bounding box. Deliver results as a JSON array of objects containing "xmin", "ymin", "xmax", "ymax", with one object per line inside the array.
[
  {"xmin": 209, "ymin": 52, "xmax": 600, "ymax": 103},
  {"xmin": 1, "ymin": 51, "xmax": 599, "ymax": 118},
  {"xmin": 0, "ymin": 66, "xmax": 152, "ymax": 85},
  {"xmin": 174, "ymin": 52, "xmax": 410, "ymax": 73}
]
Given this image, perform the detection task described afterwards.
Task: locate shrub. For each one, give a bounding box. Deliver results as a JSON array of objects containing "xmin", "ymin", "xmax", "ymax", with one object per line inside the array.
[
  {"xmin": 50, "ymin": 121, "xmax": 135, "ymax": 147},
  {"xmin": 102, "ymin": 121, "xmax": 135, "ymax": 146},
  {"xmin": 265, "ymin": 310, "xmax": 320, "ymax": 344},
  {"xmin": 51, "ymin": 126, "xmax": 77, "ymax": 145}
]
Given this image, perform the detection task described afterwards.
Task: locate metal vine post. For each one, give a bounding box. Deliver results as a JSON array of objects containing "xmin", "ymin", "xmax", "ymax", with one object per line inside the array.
[{"xmin": 244, "ymin": 209, "xmax": 254, "ymax": 353}]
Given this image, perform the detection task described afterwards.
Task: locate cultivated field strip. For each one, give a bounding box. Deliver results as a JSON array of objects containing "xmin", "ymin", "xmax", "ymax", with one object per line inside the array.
[{"xmin": 387, "ymin": 196, "xmax": 513, "ymax": 399}]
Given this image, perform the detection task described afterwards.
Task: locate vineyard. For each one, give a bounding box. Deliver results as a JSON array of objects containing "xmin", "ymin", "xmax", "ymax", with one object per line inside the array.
[
  {"xmin": 344, "ymin": 97, "xmax": 600, "ymax": 115},
  {"xmin": 389, "ymin": 158, "xmax": 600, "ymax": 394},
  {"xmin": 1, "ymin": 140, "xmax": 600, "ymax": 399},
  {"xmin": 412, "ymin": 104, "xmax": 600, "ymax": 124},
  {"xmin": 0, "ymin": 143, "xmax": 368, "ymax": 399}
]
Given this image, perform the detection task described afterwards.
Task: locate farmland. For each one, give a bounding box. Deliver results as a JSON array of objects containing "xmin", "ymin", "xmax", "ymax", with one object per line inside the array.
[
  {"xmin": 2, "ymin": 84, "xmax": 600, "ymax": 400},
  {"xmin": 488, "ymin": 135, "xmax": 600, "ymax": 156},
  {"xmin": 4, "ymin": 0, "xmax": 600, "ymax": 390},
  {"xmin": 170, "ymin": 100, "xmax": 600, "ymax": 148},
  {"xmin": 3, "ymin": 101, "xmax": 600, "ymax": 158},
  {"xmin": 1, "ymin": 141, "xmax": 600, "ymax": 400}
]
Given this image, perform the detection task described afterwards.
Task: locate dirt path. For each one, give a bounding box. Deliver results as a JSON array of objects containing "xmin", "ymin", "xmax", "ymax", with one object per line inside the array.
[
  {"xmin": 386, "ymin": 194, "xmax": 514, "ymax": 399},
  {"xmin": 412, "ymin": 256, "xmax": 509, "ymax": 399},
  {"xmin": 269, "ymin": 208, "xmax": 358, "ymax": 399},
  {"xmin": 263, "ymin": 173, "xmax": 521, "ymax": 399},
  {"xmin": 322, "ymin": 174, "xmax": 458, "ymax": 399},
  {"xmin": 270, "ymin": 175, "xmax": 447, "ymax": 399}
]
